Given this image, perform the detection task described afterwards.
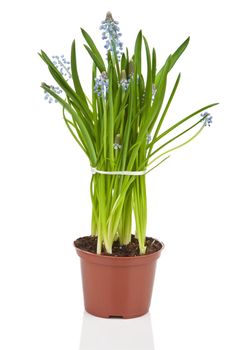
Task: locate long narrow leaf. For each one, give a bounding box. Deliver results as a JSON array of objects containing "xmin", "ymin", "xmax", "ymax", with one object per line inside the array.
[
  {"xmin": 71, "ymin": 40, "xmax": 89, "ymax": 106},
  {"xmin": 63, "ymin": 117, "xmax": 88, "ymax": 155},
  {"xmin": 40, "ymin": 50, "xmax": 94, "ymax": 123},
  {"xmin": 152, "ymin": 48, "xmax": 157, "ymax": 83},
  {"xmin": 81, "ymin": 28, "xmax": 106, "ymax": 72},
  {"xmin": 155, "ymin": 37, "xmax": 190, "ymax": 85},
  {"xmin": 148, "ymin": 124, "xmax": 205, "ymax": 168},
  {"xmin": 41, "ymin": 83, "xmax": 97, "ymax": 165},
  {"xmin": 84, "ymin": 45, "xmax": 105, "ymax": 73},
  {"xmin": 108, "ymin": 66, "xmax": 114, "ymax": 166},
  {"xmin": 134, "ymin": 30, "xmax": 142, "ymax": 76},
  {"xmin": 143, "ymin": 36, "xmax": 152, "ymax": 113},
  {"xmin": 147, "ymin": 102, "xmax": 219, "ymax": 148},
  {"xmin": 148, "ymin": 73, "xmax": 181, "ymax": 154},
  {"xmin": 126, "ymin": 59, "xmax": 169, "ymax": 170},
  {"xmin": 149, "ymin": 117, "xmax": 205, "ymax": 159}
]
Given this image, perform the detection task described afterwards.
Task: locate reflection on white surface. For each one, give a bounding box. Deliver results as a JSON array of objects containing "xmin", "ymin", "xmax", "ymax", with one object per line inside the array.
[{"xmin": 79, "ymin": 311, "xmax": 155, "ymax": 350}]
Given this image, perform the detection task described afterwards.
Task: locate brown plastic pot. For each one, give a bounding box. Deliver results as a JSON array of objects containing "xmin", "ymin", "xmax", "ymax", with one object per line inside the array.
[{"xmin": 74, "ymin": 241, "xmax": 164, "ymax": 319}]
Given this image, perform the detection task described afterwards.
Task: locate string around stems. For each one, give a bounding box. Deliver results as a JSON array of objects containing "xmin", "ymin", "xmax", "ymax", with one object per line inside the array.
[{"xmin": 91, "ymin": 167, "xmax": 147, "ymax": 176}]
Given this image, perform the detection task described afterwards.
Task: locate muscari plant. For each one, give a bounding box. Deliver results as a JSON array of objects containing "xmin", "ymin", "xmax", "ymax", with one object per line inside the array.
[{"xmin": 40, "ymin": 12, "xmax": 217, "ymax": 255}]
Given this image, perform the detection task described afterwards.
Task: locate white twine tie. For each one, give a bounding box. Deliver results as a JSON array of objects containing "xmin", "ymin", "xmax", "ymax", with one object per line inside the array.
[{"xmin": 91, "ymin": 167, "xmax": 147, "ymax": 176}]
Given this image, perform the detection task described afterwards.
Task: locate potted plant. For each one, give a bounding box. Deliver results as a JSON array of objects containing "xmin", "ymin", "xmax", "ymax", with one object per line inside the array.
[{"xmin": 40, "ymin": 12, "xmax": 217, "ymax": 318}]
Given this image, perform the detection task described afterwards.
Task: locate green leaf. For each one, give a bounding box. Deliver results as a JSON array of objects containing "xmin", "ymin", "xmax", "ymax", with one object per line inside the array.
[
  {"xmin": 149, "ymin": 118, "xmax": 205, "ymax": 159},
  {"xmin": 81, "ymin": 28, "xmax": 106, "ymax": 72},
  {"xmin": 148, "ymin": 102, "xmax": 219, "ymax": 147},
  {"xmin": 108, "ymin": 66, "xmax": 114, "ymax": 166},
  {"xmin": 84, "ymin": 45, "xmax": 105, "ymax": 73},
  {"xmin": 152, "ymin": 48, "xmax": 157, "ymax": 83},
  {"xmin": 169, "ymin": 36, "xmax": 190, "ymax": 71},
  {"xmin": 69, "ymin": 99, "xmax": 95, "ymax": 139},
  {"xmin": 134, "ymin": 30, "xmax": 142, "ymax": 76},
  {"xmin": 63, "ymin": 113, "xmax": 88, "ymax": 155},
  {"xmin": 126, "ymin": 60, "xmax": 169, "ymax": 171},
  {"xmin": 149, "ymin": 73, "xmax": 181, "ymax": 150},
  {"xmin": 121, "ymin": 53, "xmax": 127, "ymax": 71},
  {"xmin": 148, "ymin": 124, "xmax": 205, "ymax": 169},
  {"xmin": 155, "ymin": 37, "xmax": 190, "ymax": 85},
  {"xmin": 149, "ymin": 56, "xmax": 170, "ymax": 129},
  {"xmin": 143, "ymin": 36, "xmax": 152, "ymax": 113},
  {"xmin": 145, "ymin": 155, "xmax": 170, "ymax": 175},
  {"xmin": 71, "ymin": 40, "xmax": 88, "ymax": 106},
  {"xmin": 40, "ymin": 50, "xmax": 93, "ymax": 124},
  {"xmin": 120, "ymin": 79, "xmax": 134, "ymax": 171},
  {"xmin": 41, "ymin": 83, "xmax": 97, "ymax": 165}
]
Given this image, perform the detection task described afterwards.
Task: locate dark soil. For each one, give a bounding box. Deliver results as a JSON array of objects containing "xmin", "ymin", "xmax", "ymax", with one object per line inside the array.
[{"xmin": 74, "ymin": 235, "xmax": 162, "ymax": 257}]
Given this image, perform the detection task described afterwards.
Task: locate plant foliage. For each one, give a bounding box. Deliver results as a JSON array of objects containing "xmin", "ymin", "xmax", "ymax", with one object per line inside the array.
[{"xmin": 40, "ymin": 12, "xmax": 218, "ymax": 254}]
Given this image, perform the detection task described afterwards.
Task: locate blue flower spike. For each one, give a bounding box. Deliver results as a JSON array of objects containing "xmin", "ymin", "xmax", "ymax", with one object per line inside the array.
[
  {"xmin": 201, "ymin": 112, "xmax": 213, "ymax": 127},
  {"xmin": 44, "ymin": 85, "xmax": 63, "ymax": 104},
  {"xmin": 120, "ymin": 70, "xmax": 130, "ymax": 91},
  {"xmin": 52, "ymin": 55, "xmax": 72, "ymax": 81},
  {"xmin": 100, "ymin": 11, "xmax": 123, "ymax": 59},
  {"xmin": 94, "ymin": 71, "xmax": 109, "ymax": 99}
]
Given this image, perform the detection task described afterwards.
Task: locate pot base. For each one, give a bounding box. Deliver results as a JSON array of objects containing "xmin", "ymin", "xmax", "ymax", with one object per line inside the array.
[
  {"xmin": 85, "ymin": 308, "xmax": 149, "ymax": 319},
  {"xmin": 75, "ymin": 238, "xmax": 164, "ymax": 319}
]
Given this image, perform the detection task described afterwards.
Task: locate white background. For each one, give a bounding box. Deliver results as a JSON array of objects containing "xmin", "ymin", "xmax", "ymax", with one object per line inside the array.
[{"xmin": 0, "ymin": 0, "xmax": 236, "ymax": 349}]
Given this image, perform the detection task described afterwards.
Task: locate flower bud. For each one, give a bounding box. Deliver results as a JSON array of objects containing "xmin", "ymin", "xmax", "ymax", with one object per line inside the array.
[
  {"xmin": 106, "ymin": 11, "xmax": 114, "ymax": 22},
  {"xmin": 115, "ymin": 134, "xmax": 121, "ymax": 145},
  {"xmin": 121, "ymin": 70, "xmax": 127, "ymax": 81}
]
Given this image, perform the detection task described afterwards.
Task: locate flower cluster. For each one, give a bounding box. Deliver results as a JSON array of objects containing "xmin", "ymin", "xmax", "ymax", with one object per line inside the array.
[
  {"xmin": 44, "ymin": 85, "xmax": 63, "ymax": 104},
  {"xmin": 94, "ymin": 72, "xmax": 109, "ymax": 98},
  {"xmin": 201, "ymin": 112, "xmax": 213, "ymax": 127},
  {"xmin": 113, "ymin": 143, "xmax": 122, "ymax": 150},
  {"xmin": 120, "ymin": 70, "xmax": 130, "ymax": 91},
  {"xmin": 100, "ymin": 12, "xmax": 123, "ymax": 58},
  {"xmin": 120, "ymin": 78, "xmax": 130, "ymax": 91},
  {"xmin": 52, "ymin": 55, "xmax": 71, "ymax": 81}
]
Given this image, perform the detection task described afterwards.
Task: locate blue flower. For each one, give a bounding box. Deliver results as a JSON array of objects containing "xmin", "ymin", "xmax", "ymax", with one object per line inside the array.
[
  {"xmin": 120, "ymin": 70, "xmax": 130, "ymax": 91},
  {"xmin": 100, "ymin": 12, "xmax": 123, "ymax": 59},
  {"xmin": 113, "ymin": 143, "xmax": 122, "ymax": 150},
  {"xmin": 44, "ymin": 85, "xmax": 63, "ymax": 104},
  {"xmin": 52, "ymin": 55, "xmax": 71, "ymax": 81},
  {"xmin": 120, "ymin": 78, "xmax": 130, "ymax": 91},
  {"xmin": 201, "ymin": 112, "xmax": 213, "ymax": 127},
  {"xmin": 94, "ymin": 72, "xmax": 109, "ymax": 98}
]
